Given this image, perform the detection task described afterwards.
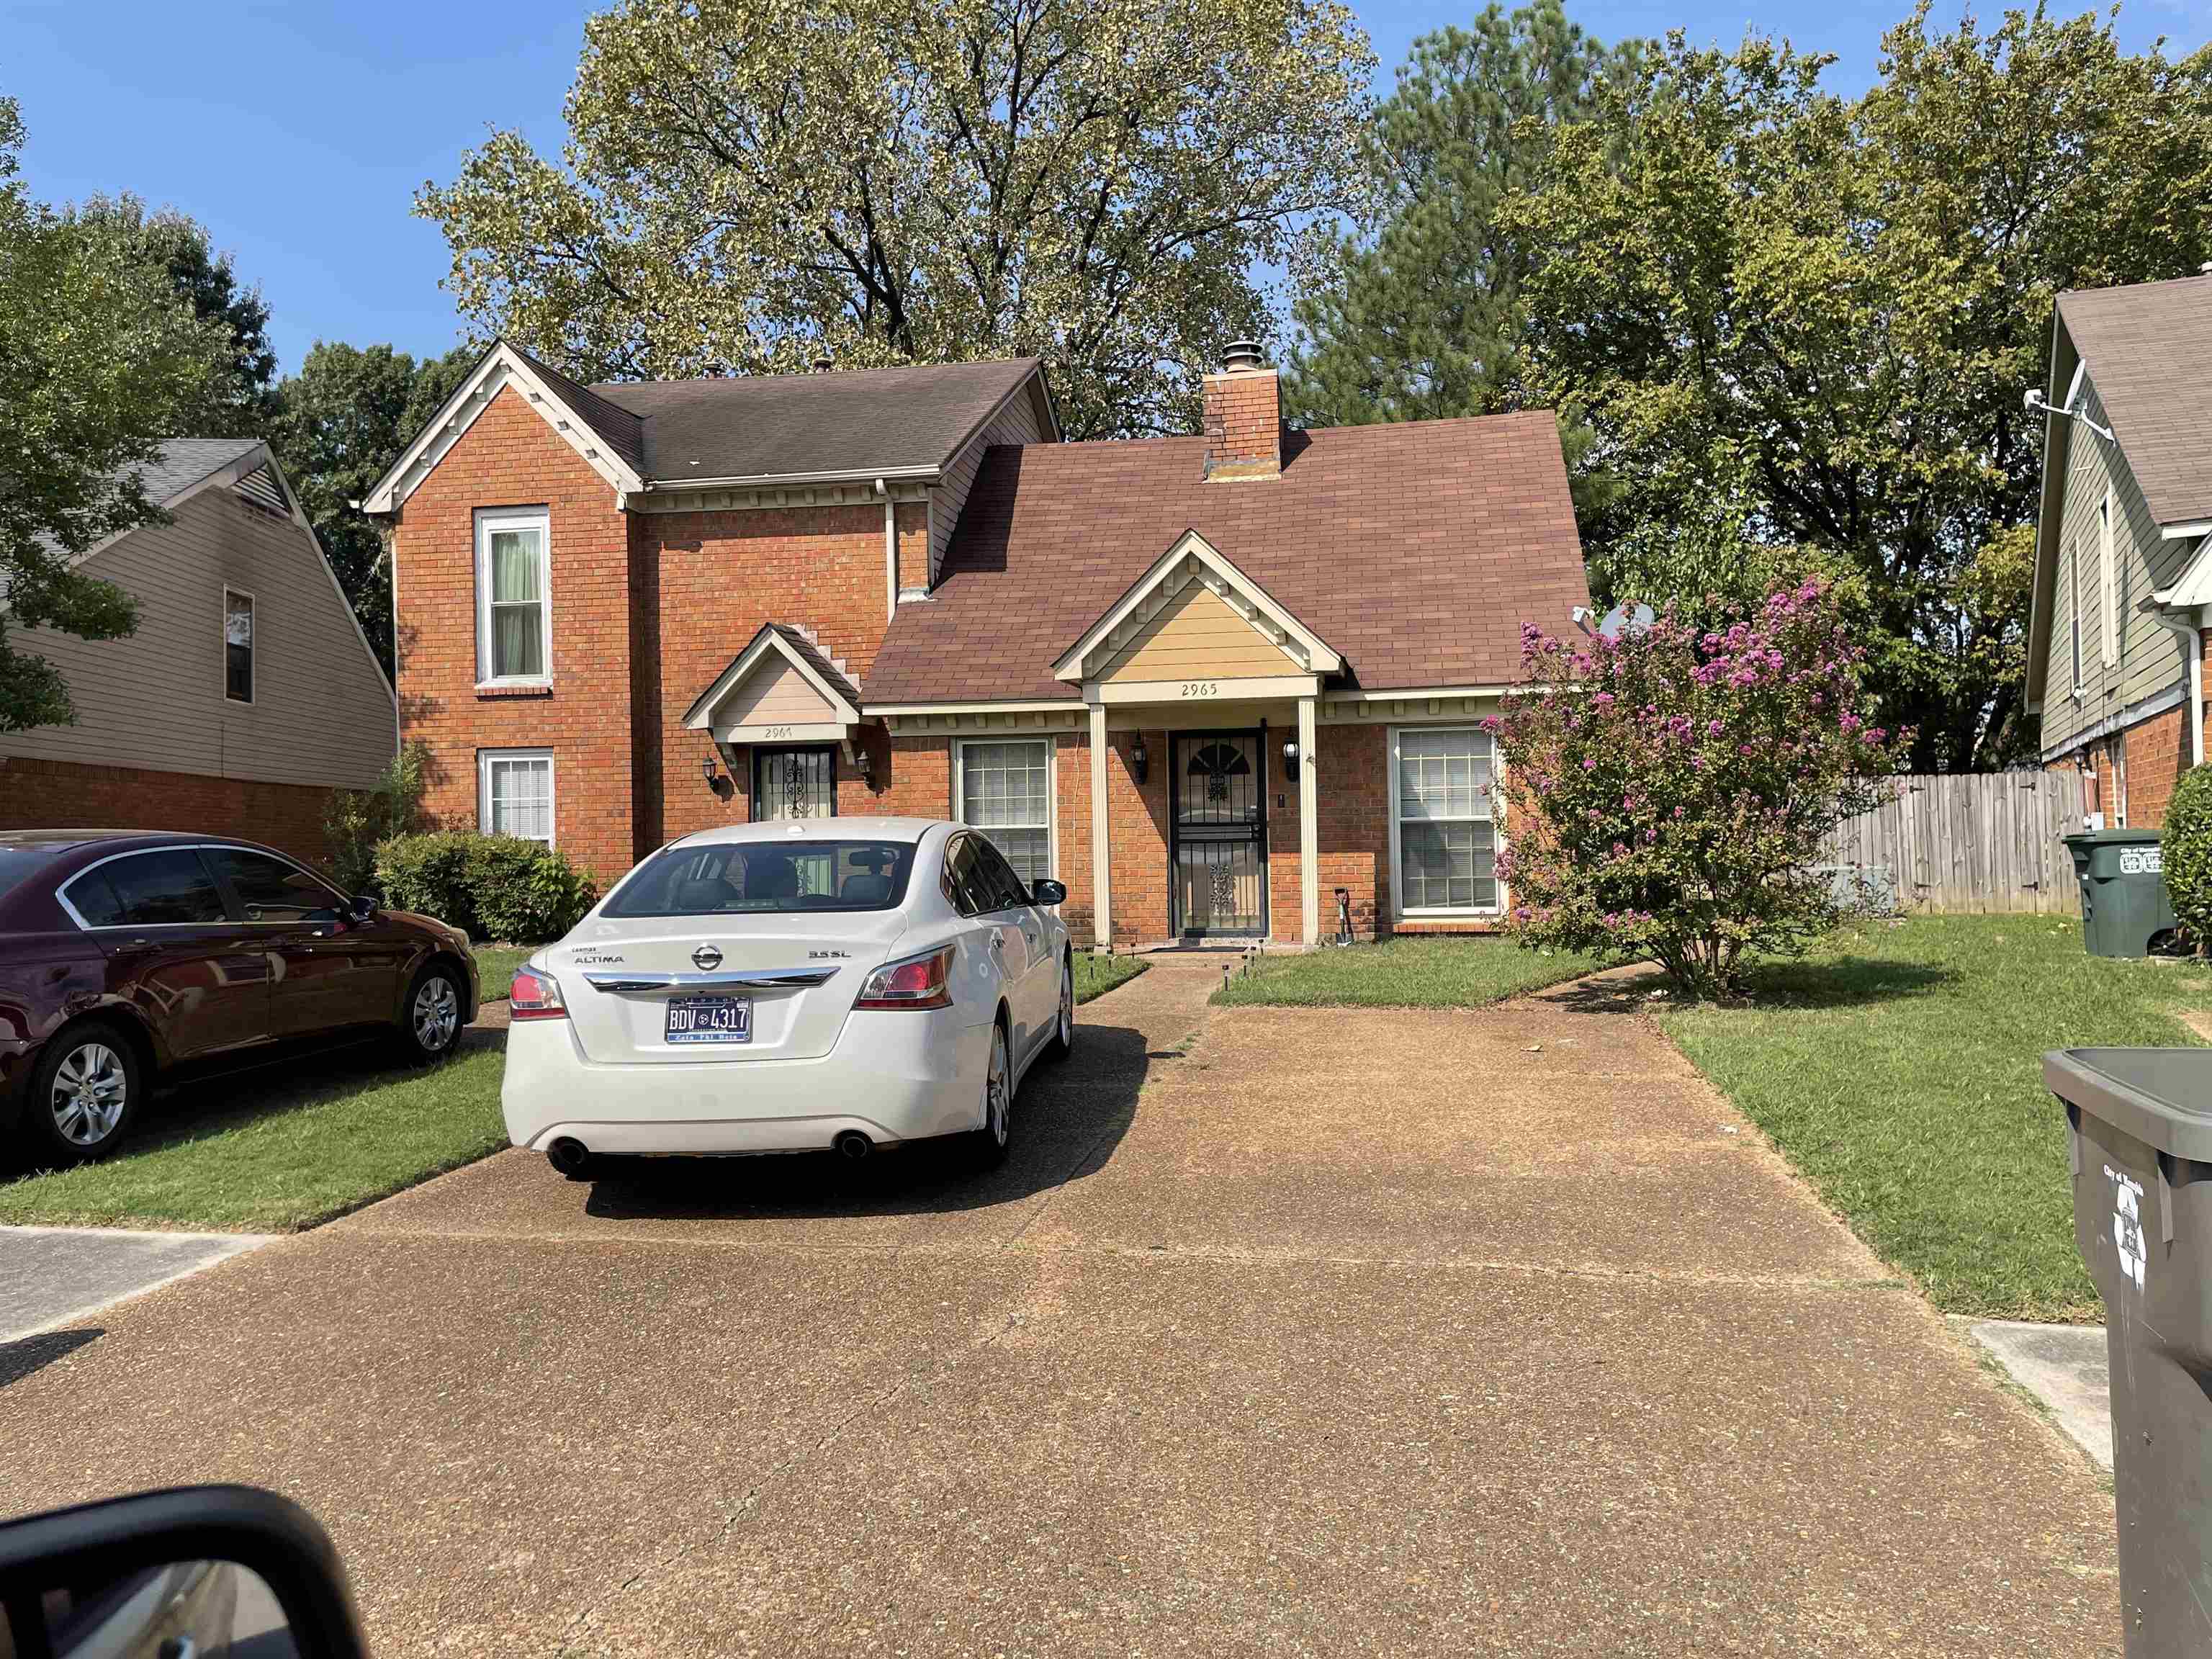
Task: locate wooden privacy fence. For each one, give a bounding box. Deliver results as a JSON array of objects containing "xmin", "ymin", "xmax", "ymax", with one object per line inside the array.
[{"xmin": 1818, "ymin": 772, "xmax": 2082, "ymax": 916}]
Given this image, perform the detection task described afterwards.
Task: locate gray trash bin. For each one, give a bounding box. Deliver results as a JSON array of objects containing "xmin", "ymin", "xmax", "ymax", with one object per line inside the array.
[{"xmin": 2045, "ymin": 1047, "xmax": 2212, "ymax": 1655}]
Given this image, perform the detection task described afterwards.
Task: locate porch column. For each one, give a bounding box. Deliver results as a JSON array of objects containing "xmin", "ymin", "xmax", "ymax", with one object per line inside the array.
[
  {"xmin": 1089, "ymin": 701, "xmax": 1112, "ymax": 950},
  {"xmin": 1299, "ymin": 693, "xmax": 1319, "ymax": 945}
]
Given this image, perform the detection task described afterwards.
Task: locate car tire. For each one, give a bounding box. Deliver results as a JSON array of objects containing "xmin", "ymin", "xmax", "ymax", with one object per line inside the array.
[
  {"xmin": 396, "ymin": 961, "xmax": 466, "ymax": 1066},
  {"xmin": 1041, "ymin": 955, "xmax": 1074, "ymax": 1064},
  {"xmin": 970, "ymin": 1019, "xmax": 1014, "ymax": 1169},
  {"xmin": 29, "ymin": 1020, "xmax": 142, "ymax": 1166}
]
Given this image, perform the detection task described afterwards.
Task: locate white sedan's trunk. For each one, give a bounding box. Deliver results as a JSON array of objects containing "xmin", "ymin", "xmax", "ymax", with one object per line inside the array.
[{"xmin": 545, "ymin": 912, "xmax": 911, "ymax": 1065}]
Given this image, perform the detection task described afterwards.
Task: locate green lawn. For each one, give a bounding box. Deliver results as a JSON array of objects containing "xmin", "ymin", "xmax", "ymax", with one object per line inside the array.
[
  {"xmin": 0, "ymin": 1041, "xmax": 506, "ymax": 1233},
  {"xmin": 1076, "ymin": 953, "xmax": 1148, "ymax": 1003},
  {"xmin": 472, "ymin": 943, "xmax": 534, "ymax": 998},
  {"xmin": 1656, "ymin": 915, "xmax": 2212, "ymax": 1322},
  {"xmin": 1211, "ymin": 937, "xmax": 1599, "ymax": 1007}
]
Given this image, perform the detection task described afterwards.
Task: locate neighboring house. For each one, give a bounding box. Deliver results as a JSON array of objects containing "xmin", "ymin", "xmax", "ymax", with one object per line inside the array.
[
  {"xmin": 366, "ymin": 341, "xmax": 1588, "ymax": 947},
  {"xmin": 0, "ymin": 439, "xmax": 397, "ymax": 863},
  {"xmin": 2028, "ymin": 271, "xmax": 2212, "ymax": 828}
]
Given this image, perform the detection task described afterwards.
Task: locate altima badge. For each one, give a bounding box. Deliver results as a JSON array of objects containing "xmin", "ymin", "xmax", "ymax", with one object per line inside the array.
[{"xmin": 691, "ymin": 945, "xmax": 724, "ymax": 971}]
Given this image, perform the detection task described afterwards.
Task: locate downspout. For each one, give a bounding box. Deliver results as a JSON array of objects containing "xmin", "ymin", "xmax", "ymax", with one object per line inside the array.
[
  {"xmin": 878, "ymin": 477, "xmax": 895, "ymax": 622},
  {"xmin": 2150, "ymin": 611, "xmax": 2204, "ymax": 769}
]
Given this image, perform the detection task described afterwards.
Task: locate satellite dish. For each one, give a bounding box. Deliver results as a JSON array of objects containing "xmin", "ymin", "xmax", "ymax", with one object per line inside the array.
[{"xmin": 1599, "ymin": 603, "xmax": 1655, "ymax": 639}]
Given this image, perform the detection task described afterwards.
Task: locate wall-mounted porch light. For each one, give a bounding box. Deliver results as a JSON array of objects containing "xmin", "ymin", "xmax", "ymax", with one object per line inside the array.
[
  {"xmin": 1281, "ymin": 737, "xmax": 1300, "ymax": 781},
  {"xmin": 1128, "ymin": 734, "xmax": 1148, "ymax": 785},
  {"xmin": 701, "ymin": 754, "xmax": 720, "ymax": 788}
]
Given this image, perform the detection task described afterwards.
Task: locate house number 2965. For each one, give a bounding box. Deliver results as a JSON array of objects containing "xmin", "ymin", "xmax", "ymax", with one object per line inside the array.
[{"xmin": 1180, "ymin": 681, "xmax": 1219, "ymax": 698}]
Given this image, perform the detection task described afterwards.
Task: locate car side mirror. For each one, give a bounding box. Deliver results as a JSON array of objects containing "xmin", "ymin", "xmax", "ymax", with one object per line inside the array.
[
  {"xmin": 1029, "ymin": 878, "xmax": 1068, "ymax": 906},
  {"xmin": 349, "ymin": 894, "xmax": 379, "ymax": 923},
  {"xmin": 0, "ymin": 1484, "xmax": 370, "ymax": 1658}
]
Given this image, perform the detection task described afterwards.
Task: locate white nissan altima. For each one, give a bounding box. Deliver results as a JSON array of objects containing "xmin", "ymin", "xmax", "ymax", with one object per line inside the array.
[{"xmin": 501, "ymin": 818, "xmax": 1074, "ymax": 1178}]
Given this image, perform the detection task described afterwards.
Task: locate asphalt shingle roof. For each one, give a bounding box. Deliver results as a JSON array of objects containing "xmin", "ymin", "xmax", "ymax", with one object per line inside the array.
[
  {"xmin": 865, "ymin": 412, "xmax": 1588, "ymax": 703},
  {"xmin": 516, "ymin": 352, "xmax": 1045, "ymax": 486},
  {"xmin": 130, "ymin": 439, "xmax": 264, "ymax": 505},
  {"xmin": 2059, "ymin": 274, "xmax": 2212, "ymax": 528}
]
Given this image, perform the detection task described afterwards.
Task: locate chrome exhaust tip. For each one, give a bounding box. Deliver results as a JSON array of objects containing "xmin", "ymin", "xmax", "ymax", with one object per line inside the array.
[{"xmin": 832, "ymin": 1130, "xmax": 873, "ymax": 1161}]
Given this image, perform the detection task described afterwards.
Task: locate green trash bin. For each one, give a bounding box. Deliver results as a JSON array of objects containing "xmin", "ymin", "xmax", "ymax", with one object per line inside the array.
[
  {"xmin": 2046, "ymin": 1048, "xmax": 2212, "ymax": 1656},
  {"xmin": 2063, "ymin": 829, "xmax": 2180, "ymax": 958}
]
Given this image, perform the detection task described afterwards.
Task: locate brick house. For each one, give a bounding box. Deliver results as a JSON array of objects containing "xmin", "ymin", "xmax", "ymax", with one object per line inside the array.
[
  {"xmin": 2028, "ymin": 273, "xmax": 2212, "ymax": 827},
  {"xmin": 365, "ymin": 341, "xmax": 1589, "ymax": 947},
  {"xmin": 0, "ymin": 439, "xmax": 397, "ymax": 863}
]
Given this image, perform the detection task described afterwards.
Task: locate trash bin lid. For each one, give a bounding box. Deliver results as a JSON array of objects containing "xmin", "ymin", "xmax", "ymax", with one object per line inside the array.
[
  {"xmin": 2060, "ymin": 828, "xmax": 2163, "ymax": 846},
  {"xmin": 2044, "ymin": 1048, "xmax": 2212, "ymax": 1159}
]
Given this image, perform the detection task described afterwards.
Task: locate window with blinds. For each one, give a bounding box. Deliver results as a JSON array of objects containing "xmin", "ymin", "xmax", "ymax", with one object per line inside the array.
[
  {"xmin": 480, "ymin": 750, "xmax": 554, "ymax": 846},
  {"xmin": 1394, "ymin": 727, "xmax": 1497, "ymax": 912},
  {"xmin": 956, "ymin": 738, "xmax": 1052, "ymax": 889}
]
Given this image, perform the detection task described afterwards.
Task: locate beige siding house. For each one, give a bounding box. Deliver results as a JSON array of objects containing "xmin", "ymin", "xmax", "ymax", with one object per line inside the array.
[
  {"xmin": 2028, "ymin": 274, "xmax": 2212, "ymax": 829},
  {"xmin": 0, "ymin": 439, "xmax": 397, "ymax": 861}
]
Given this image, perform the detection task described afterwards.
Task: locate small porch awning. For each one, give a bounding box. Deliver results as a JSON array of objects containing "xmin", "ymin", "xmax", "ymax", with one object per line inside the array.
[
  {"xmin": 684, "ymin": 623, "xmax": 863, "ymax": 745},
  {"xmin": 1051, "ymin": 530, "xmax": 1341, "ymax": 703}
]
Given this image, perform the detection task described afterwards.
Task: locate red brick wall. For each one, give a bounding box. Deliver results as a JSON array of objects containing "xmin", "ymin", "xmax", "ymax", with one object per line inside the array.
[
  {"xmin": 1200, "ymin": 369, "xmax": 1281, "ymax": 480},
  {"xmin": 0, "ymin": 755, "xmax": 344, "ymax": 874},
  {"xmin": 2123, "ymin": 703, "xmax": 2190, "ymax": 830},
  {"xmin": 894, "ymin": 502, "xmax": 929, "ymax": 594},
  {"xmin": 392, "ymin": 387, "xmax": 638, "ymax": 882}
]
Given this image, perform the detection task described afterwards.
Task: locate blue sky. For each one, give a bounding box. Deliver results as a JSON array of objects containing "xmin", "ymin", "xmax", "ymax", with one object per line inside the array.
[{"xmin": 7, "ymin": 0, "xmax": 2205, "ymax": 379}]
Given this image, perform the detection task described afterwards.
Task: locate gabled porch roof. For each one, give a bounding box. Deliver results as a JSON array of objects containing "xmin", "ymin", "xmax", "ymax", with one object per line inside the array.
[{"xmin": 683, "ymin": 623, "xmax": 862, "ymax": 745}]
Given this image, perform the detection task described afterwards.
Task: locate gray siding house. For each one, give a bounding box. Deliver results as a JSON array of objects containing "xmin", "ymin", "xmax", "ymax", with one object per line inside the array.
[
  {"xmin": 0, "ymin": 439, "xmax": 397, "ymax": 861},
  {"xmin": 2026, "ymin": 273, "xmax": 2212, "ymax": 828}
]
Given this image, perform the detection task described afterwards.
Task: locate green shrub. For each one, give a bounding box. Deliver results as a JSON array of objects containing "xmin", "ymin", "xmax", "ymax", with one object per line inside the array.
[
  {"xmin": 325, "ymin": 745, "xmax": 428, "ymax": 895},
  {"xmin": 372, "ymin": 832, "xmax": 596, "ymax": 943},
  {"xmin": 2164, "ymin": 764, "xmax": 2212, "ymax": 953}
]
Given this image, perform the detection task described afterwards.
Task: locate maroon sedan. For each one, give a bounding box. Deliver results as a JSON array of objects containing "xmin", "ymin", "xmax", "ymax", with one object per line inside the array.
[{"xmin": 0, "ymin": 831, "xmax": 479, "ymax": 1165}]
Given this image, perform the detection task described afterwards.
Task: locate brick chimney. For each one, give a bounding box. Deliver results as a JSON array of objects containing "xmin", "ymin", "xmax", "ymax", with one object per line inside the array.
[{"xmin": 1201, "ymin": 340, "xmax": 1281, "ymax": 482}]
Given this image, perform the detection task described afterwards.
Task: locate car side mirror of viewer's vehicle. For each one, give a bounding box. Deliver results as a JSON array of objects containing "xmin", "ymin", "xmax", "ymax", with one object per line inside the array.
[
  {"xmin": 0, "ymin": 1485, "xmax": 371, "ymax": 1659},
  {"xmin": 1030, "ymin": 878, "xmax": 1068, "ymax": 906}
]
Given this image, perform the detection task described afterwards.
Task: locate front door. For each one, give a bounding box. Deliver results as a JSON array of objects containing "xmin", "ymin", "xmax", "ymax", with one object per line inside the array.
[{"xmin": 1171, "ymin": 732, "xmax": 1268, "ymax": 938}]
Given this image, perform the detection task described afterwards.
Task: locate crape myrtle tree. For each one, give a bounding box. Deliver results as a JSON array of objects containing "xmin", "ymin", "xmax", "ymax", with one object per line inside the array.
[
  {"xmin": 416, "ymin": 0, "xmax": 1377, "ymax": 440},
  {"xmin": 1488, "ymin": 579, "xmax": 1910, "ymax": 999}
]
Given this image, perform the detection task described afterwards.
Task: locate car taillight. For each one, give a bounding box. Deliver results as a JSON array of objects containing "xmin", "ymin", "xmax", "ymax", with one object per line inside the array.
[
  {"xmin": 510, "ymin": 965, "xmax": 568, "ymax": 1020},
  {"xmin": 853, "ymin": 944, "xmax": 956, "ymax": 1010}
]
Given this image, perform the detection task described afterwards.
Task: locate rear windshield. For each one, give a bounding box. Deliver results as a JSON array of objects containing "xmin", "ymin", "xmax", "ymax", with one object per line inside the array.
[
  {"xmin": 604, "ymin": 839, "xmax": 919, "ymax": 918},
  {"xmin": 0, "ymin": 846, "xmax": 61, "ymax": 904}
]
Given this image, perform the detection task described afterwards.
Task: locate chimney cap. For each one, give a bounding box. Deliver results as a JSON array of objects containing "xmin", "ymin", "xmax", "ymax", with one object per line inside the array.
[{"xmin": 1220, "ymin": 339, "xmax": 1267, "ymax": 373}]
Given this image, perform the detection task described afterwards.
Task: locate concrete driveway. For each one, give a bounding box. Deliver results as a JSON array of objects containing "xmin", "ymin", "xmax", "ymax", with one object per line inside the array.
[{"xmin": 0, "ymin": 959, "xmax": 2117, "ymax": 1655}]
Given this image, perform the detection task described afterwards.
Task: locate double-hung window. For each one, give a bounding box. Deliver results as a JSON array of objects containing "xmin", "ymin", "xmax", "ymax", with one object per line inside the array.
[
  {"xmin": 476, "ymin": 508, "xmax": 549, "ymax": 684},
  {"xmin": 1392, "ymin": 727, "xmax": 1498, "ymax": 914},
  {"xmin": 480, "ymin": 750, "xmax": 554, "ymax": 846},
  {"xmin": 223, "ymin": 589, "xmax": 254, "ymax": 704},
  {"xmin": 954, "ymin": 738, "xmax": 1053, "ymax": 891}
]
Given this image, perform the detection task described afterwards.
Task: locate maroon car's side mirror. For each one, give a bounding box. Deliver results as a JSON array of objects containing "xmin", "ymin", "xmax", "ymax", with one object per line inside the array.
[{"xmin": 0, "ymin": 1485, "xmax": 371, "ymax": 1658}]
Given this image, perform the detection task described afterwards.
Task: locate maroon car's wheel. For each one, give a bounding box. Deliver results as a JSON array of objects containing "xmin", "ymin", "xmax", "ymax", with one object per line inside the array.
[
  {"xmin": 29, "ymin": 1020, "xmax": 141, "ymax": 1165},
  {"xmin": 397, "ymin": 963, "xmax": 465, "ymax": 1065}
]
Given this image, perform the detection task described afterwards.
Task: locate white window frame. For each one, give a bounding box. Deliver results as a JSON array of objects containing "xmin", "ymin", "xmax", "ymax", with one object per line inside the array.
[
  {"xmin": 222, "ymin": 586, "xmax": 255, "ymax": 706},
  {"xmin": 2068, "ymin": 536, "xmax": 2084, "ymax": 697},
  {"xmin": 1388, "ymin": 724, "xmax": 1503, "ymax": 919},
  {"xmin": 2099, "ymin": 489, "xmax": 2118, "ymax": 669},
  {"xmin": 475, "ymin": 507, "xmax": 552, "ymax": 687},
  {"xmin": 951, "ymin": 737, "xmax": 1057, "ymax": 889},
  {"xmin": 478, "ymin": 748, "xmax": 556, "ymax": 848}
]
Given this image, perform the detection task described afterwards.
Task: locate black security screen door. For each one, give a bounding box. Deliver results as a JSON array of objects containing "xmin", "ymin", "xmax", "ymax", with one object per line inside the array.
[
  {"xmin": 751, "ymin": 747, "xmax": 836, "ymax": 820},
  {"xmin": 1170, "ymin": 732, "xmax": 1267, "ymax": 937}
]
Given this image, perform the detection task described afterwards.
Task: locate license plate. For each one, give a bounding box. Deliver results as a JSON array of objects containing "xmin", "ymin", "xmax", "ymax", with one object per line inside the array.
[{"xmin": 665, "ymin": 995, "xmax": 751, "ymax": 1044}]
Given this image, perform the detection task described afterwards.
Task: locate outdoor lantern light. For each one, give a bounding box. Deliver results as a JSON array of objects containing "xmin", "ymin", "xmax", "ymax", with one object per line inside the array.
[
  {"xmin": 1282, "ymin": 737, "xmax": 1300, "ymax": 778},
  {"xmin": 1129, "ymin": 734, "xmax": 1148, "ymax": 784},
  {"xmin": 701, "ymin": 754, "xmax": 721, "ymax": 789}
]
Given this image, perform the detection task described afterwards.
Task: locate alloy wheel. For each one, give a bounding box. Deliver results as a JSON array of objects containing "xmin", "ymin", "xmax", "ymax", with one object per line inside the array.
[
  {"xmin": 986, "ymin": 1027, "xmax": 1011, "ymax": 1148},
  {"xmin": 1058, "ymin": 963, "xmax": 1074, "ymax": 1048},
  {"xmin": 50, "ymin": 1042, "xmax": 127, "ymax": 1147},
  {"xmin": 414, "ymin": 975, "xmax": 461, "ymax": 1053}
]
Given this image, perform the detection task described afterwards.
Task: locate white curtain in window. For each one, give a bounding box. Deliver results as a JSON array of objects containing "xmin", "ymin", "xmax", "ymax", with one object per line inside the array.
[
  {"xmin": 487, "ymin": 757, "xmax": 552, "ymax": 844},
  {"xmin": 961, "ymin": 740, "xmax": 1050, "ymax": 887},
  {"xmin": 1398, "ymin": 729, "xmax": 1496, "ymax": 910},
  {"xmin": 490, "ymin": 528, "xmax": 544, "ymax": 678}
]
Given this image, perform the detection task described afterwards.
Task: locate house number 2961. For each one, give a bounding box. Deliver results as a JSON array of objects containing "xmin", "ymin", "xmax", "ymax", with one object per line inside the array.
[{"xmin": 1180, "ymin": 681, "xmax": 1219, "ymax": 698}]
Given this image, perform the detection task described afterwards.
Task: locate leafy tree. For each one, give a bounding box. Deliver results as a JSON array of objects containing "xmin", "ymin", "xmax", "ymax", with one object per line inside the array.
[
  {"xmin": 415, "ymin": 0, "xmax": 1376, "ymax": 439},
  {"xmin": 1504, "ymin": 9, "xmax": 2212, "ymax": 770},
  {"xmin": 0, "ymin": 97, "xmax": 233, "ymax": 733},
  {"xmin": 64, "ymin": 195, "xmax": 278, "ymax": 436},
  {"xmin": 1490, "ymin": 580, "xmax": 1910, "ymax": 999},
  {"xmin": 270, "ymin": 342, "xmax": 477, "ymax": 679},
  {"xmin": 1285, "ymin": 0, "xmax": 1642, "ymax": 429}
]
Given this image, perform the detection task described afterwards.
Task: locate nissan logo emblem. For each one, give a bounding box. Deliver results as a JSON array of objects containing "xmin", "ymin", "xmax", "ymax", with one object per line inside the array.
[{"xmin": 691, "ymin": 944, "xmax": 723, "ymax": 971}]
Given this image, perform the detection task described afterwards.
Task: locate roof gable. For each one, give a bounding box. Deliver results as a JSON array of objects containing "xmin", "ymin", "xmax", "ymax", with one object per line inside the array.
[
  {"xmin": 2056, "ymin": 276, "xmax": 2212, "ymax": 531},
  {"xmin": 1053, "ymin": 531, "xmax": 1340, "ymax": 683},
  {"xmin": 683, "ymin": 623, "xmax": 863, "ymax": 742}
]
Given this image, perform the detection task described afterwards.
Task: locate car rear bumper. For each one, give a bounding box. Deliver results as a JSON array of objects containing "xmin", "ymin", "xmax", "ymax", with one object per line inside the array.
[{"xmin": 500, "ymin": 1004, "xmax": 992, "ymax": 1155}]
